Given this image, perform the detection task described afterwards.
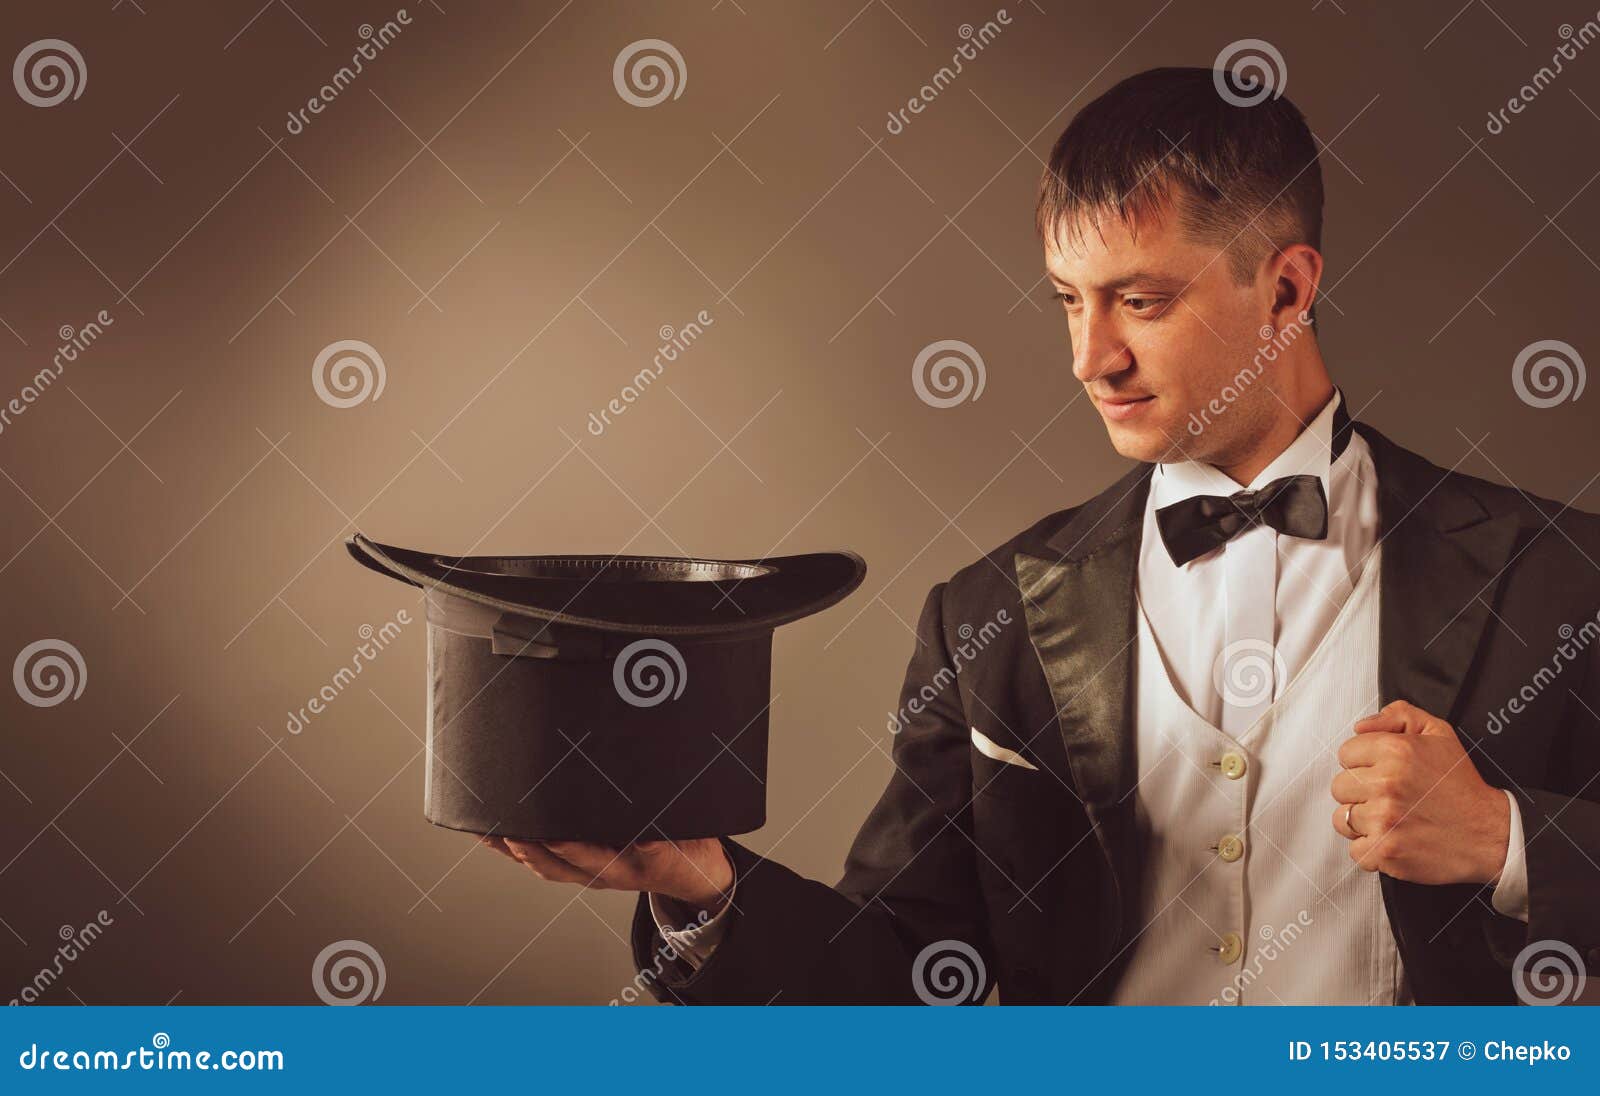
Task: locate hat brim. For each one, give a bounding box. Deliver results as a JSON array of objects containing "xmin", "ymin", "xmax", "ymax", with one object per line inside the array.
[{"xmin": 346, "ymin": 533, "xmax": 865, "ymax": 638}]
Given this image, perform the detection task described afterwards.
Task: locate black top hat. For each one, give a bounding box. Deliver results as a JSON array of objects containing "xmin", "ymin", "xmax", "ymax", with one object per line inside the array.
[{"xmin": 347, "ymin": 534, "xmax": 865, "ymax": 845}]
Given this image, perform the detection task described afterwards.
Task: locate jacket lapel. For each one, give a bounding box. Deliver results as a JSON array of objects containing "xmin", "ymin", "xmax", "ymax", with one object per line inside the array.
[
  {"xmin": 1013, "ymin": 461, "xmax": 1152, "ymax": 956},
  {"xmin": 1359, "ymin": 423, "xmax": 1521, "ymax": 724}
]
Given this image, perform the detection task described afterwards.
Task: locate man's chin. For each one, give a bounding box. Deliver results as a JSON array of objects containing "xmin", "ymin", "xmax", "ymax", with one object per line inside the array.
[{"xmin": 1102, "ymin": 420, "xmax": 1182, "ymax": 464}]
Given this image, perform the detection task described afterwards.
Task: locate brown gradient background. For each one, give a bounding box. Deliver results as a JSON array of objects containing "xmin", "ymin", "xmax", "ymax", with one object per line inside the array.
[{"xmin": 1, "ymin": 0, "xmax": 1597, "ymax": 1005}]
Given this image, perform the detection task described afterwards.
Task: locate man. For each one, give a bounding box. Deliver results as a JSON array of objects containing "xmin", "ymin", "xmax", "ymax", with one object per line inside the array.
[{"xmin": 481, "ymin": 67, "xmax": 1600, "ymax": 1004}]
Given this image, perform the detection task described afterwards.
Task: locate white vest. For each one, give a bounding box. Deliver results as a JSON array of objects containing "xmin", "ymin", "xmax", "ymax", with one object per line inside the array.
[{"xmin": 1108, "ymin": 541, "xmax": 1410, "ymax": 1005}]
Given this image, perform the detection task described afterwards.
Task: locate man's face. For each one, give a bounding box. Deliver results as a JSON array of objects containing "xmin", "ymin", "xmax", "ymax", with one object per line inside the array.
[{"xmin": 1043, "ymin": 200, "xmax": 1280, "ymax": 467}]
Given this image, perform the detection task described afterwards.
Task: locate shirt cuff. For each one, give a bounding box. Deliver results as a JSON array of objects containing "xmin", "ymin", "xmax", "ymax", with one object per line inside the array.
[
  {"xmin": 1490, "ymin": 788, "xmax": 1531, "ymax": 923},
  {"xmin": 648, "ymin": 871, "xmax": 738, "ymax": 971}
]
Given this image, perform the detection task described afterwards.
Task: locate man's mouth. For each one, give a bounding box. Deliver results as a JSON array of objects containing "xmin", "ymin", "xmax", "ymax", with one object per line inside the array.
[{"xmin": 1096, "ymin": 393, "xmax": 1155, "ymax": 421}]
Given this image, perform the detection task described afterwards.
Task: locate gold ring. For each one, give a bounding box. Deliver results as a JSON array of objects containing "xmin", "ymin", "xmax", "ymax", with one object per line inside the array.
[{"xmin": 1344, "ymin": 802, "xmax": 1361, "ymax": 838}]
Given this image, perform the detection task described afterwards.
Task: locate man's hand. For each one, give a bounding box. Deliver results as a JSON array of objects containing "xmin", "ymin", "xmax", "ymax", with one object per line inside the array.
[
  {"xmin": 479, "ymin": 835, "xmax": 735, "ymax": 914},
  {"xmin": 1330, "ymin": 699, "xmax": 1511, "ymax": 886}
]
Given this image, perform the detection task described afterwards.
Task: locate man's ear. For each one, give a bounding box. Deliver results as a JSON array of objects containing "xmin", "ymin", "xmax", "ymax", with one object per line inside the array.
[{"xmin": 1270, "ymin": 242, "xmax": 1324, "ymax": 326}]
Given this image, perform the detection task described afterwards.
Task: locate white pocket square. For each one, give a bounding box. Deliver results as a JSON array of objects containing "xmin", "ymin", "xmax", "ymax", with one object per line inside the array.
[{"xmin": 970, "ymin": 726, "xmax": 1038, "ymax": 771}]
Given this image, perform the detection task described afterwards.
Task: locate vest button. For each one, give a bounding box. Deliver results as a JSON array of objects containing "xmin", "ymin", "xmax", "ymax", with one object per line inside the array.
[
  {"xmin": 1217, "ymin": 834, "xmax": 1245, "ymax": 862},
  {"xmin": 1216, "ymin": 931, "xmax": 1243, "ymax": 964},
  {"xmin": 1219, "ymin": 752, "xmax": 1247, "ymax": 779}
]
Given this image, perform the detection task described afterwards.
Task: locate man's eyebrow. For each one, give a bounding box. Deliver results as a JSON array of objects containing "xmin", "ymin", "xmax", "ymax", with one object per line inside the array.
[{"xmin": 1046, "ymin": 271, "xmax": 1190, "ymax": 293}]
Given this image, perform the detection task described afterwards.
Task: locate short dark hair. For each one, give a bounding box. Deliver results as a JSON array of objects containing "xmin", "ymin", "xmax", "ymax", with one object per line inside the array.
[{"xmin": 1035, "ymin": 66, "xmax": 1324, "ymax": 289}]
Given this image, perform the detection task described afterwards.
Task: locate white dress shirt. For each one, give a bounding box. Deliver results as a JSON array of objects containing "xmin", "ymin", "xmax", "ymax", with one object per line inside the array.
[{"xmin": 1137, "ymin": 388, "xmax": 1527, "ymax": 924}]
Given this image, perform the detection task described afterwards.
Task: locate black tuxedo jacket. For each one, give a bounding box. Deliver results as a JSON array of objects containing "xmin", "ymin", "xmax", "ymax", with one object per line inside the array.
[{"xmin": 631, "ymin": 421, "xmax": 1600, "ymax": 1004}]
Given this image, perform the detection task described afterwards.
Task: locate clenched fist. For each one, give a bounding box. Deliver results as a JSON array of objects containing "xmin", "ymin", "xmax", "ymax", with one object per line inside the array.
[{"xmin": 1330, "ymin": 699, "xmax": 1511, "ymax": 885}]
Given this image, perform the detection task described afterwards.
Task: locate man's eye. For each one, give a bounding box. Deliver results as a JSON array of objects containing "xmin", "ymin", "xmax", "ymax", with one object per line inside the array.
[
  {"xmin": 1051, "ymin": 291, "xmax": 1077, "ymax": 307},
  {"xmin": 1125, "ymin": 296, "xmax": 1167, "ymax": 314}
]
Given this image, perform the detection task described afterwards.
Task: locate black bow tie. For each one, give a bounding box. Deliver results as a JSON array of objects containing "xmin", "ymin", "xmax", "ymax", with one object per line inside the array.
[{"xmin": 1155, "ymin": 475, "xmax": 1330, "ymax": 566}]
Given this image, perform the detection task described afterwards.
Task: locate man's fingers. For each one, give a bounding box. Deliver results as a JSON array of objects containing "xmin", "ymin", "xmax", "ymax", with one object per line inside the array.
[
  {"xmin": 543, "ymin": 841, "xmax": 631, "ymax": 883},
  {"xmin": 1353, "ymin": 710, "xmax": 1408, "ymax": 735},
  {"xmin": 1329, "ymin": 768, "xmax": 1373, "ymax": 804},
  {"xmin": 503, "ymin": 839, "xmax": 596, "ymax": 885},
  {"xmin": 478, "ymin": 835, "xmax": 517, "ymax": 861}
]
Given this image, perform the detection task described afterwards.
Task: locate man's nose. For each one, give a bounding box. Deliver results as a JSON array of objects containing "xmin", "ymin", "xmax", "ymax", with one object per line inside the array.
[{"xmin": 1070, "ymin": 309, "xmax": 1132, "ymax": 383}]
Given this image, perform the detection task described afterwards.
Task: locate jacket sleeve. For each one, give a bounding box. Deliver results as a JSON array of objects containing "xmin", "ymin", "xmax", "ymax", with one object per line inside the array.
[
  {"xmin": 628, "ymin": 581, "xmax": 992, "ymax": 1004},
  {"xmin": 1484, "ymin": 616, "xmax": 1600, "ymax": 982}
]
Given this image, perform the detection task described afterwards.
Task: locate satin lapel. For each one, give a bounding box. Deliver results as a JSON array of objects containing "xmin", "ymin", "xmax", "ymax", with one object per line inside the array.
[
  {"xmin": 1013, "ymin": 463, "xmax": 1152, "ymax": 955},
  {"xmin": 1360, "ymin": 425, "xmax": 1521, "ymax": 723}
]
